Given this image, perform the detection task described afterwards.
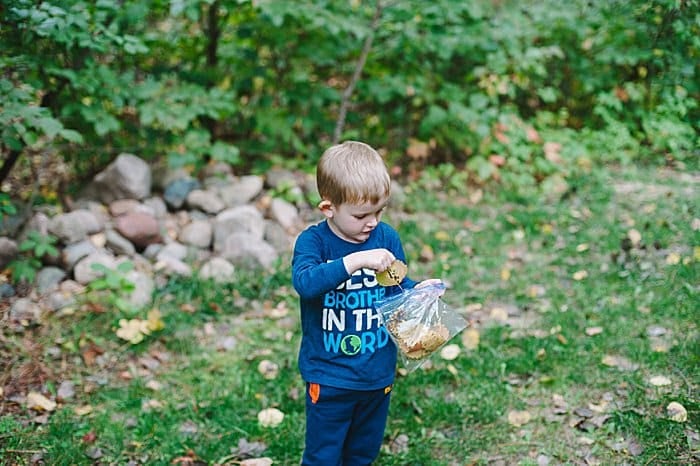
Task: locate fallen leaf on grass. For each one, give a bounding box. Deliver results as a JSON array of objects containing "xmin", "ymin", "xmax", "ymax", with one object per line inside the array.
[
  {"xmin": 666, "ymin": 402, "xmax": 687, "ymax": 422},
  {"xmin": 585, "ymin": 327, "xmax": 603, "ymax": 336},
  {"xmin": 26, "ymin": 392, "xmax": 56, "ymax": 412},
  {"xmin": 440, "ymin": 344, "xmax": 460, "ymax": 361},
  {"xmin": 507, "ymin": 410, "xmax": 532, "ymax": 427},
  {"xmin": 572, "ymin": 270, "xmax": 588, "ymax": 281},
  {"xmin": 74, "ymin": 405, "xmax": 93, "ymax": 416},
  {"xmin": 665, "ymin": 252, "xmax": 681, "ymax": 265},
  {"xmin": 389, "ymin": 433, "xmax": 409, "ymax": 454},
  {"xmin": 627, "ymin": 229, "xmax": 642, "ymax": 246},
  {"xmin": 601, "ymin": 354, "xmax": 639, "ymax": 371},
  {"xmin": 461, "ymin": 328, "xmax": 480, "ymax": 350},
  {"xmin": 257, "ymin": 360, "xmax": 279, "ymax": 380},
  {"xmin": 257, "ymin": 408, "xmax": 284, "ymax": 428},
  {"xmin": 648, "ymin": 375, "xmax": 672, "ymax": 386},
  {"xmin": 240, "ymin": 459, "xmax": 273, "ymax": 466}
]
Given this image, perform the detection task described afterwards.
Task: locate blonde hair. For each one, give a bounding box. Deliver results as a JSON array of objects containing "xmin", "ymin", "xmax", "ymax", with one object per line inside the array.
[{"xmin": 317, "ymin": 141, "xmax": 391, "ymax": 205}]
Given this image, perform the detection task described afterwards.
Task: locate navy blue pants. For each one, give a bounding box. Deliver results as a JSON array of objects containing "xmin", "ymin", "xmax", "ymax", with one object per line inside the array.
[{"xmin": 302, "ymin": 382, "xmax": 393, "ymax": 466}]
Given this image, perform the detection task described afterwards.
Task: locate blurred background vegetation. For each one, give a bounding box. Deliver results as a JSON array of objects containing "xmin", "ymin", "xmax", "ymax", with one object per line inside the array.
[{"xmin": 1, "ymin": 0, "xmax": 698, "ymax": 206}]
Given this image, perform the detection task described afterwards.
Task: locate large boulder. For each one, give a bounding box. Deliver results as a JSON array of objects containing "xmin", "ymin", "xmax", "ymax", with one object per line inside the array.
[{"xmin": 93, "ymin": 153, "xmax": 151, "ymax": 203}]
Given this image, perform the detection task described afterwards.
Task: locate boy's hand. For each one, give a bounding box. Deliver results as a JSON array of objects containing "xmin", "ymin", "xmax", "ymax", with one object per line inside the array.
[{"xmin": 343, "ymin": 249, "xmax": 396, "ymax": 275}]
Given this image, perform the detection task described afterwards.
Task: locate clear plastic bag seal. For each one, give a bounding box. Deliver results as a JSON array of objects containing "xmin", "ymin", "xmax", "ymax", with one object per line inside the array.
[{"xmin": 377, "ymin": 283, "xmax": 468, "ymax": 372}]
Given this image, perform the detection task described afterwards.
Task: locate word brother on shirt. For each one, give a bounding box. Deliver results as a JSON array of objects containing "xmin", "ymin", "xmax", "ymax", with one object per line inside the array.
[{"xmin": 321, "ymin": 267, "xmax": 391, "ymax": 356}]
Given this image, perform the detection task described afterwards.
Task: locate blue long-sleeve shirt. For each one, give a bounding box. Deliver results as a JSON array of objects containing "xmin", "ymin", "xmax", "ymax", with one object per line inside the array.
[{"xmin": 292, "ymin": 220, "xmax": 416, "ymax": 390}]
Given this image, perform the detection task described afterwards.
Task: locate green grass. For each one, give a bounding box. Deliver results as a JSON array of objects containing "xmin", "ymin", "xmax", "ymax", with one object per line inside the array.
[{"xmin": 1, "ymin": 164, "xmax": 697, "ymax": 465}]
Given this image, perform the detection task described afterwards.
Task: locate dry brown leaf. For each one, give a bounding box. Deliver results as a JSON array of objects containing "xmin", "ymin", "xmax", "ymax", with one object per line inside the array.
[
  {"xmin": 666, "ymin": 253, "xmax": 681, "ymax": 265},
  {"xmin": 507, "ymin": 410, "xmax": 532, "ymax": 427},
  {"xmin": 74, "ymin": 405, "xmax": 93, "ymax": 416},
  {"xmin": 406, "ymin": 139, "xmax": 430, "ymax": 159},
  {"xmin": 27, "ymin": 392, "xmax": 56, "ymax": 412},
  {"xmin": 376, "ymin": 260, "xmax": 408, "ymax": 286}
]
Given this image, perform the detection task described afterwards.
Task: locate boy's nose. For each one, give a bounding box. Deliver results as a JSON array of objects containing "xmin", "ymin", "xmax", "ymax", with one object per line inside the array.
[{"xmin": 366, "ymin": 216, "xmax": 378, "ymax": 227}]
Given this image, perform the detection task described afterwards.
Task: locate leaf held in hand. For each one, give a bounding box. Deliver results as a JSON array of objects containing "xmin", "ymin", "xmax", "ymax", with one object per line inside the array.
[{"xmin": 376, "ymin": 260, "xmax": 407, "ymax": 286}]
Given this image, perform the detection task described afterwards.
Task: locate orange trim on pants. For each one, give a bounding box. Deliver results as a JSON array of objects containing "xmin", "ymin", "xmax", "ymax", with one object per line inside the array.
[{"xmin": 309, "ymin": 382, "xmax": 320, "ymax": 404}]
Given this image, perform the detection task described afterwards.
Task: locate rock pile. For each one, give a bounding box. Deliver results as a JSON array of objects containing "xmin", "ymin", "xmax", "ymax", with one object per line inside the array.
[{"xmin": 1, "ymin": 153, "xmax": 319, "ymax": 330}]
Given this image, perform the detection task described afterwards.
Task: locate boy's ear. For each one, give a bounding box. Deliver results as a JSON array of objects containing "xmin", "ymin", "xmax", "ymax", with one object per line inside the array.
[{"xmin": 318, "ymin": 199, "xmax": 334, "ymax": 218}]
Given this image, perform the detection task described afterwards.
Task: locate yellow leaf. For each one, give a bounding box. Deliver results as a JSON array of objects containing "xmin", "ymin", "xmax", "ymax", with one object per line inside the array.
[
  {"xmin": 434, "ymin": 230, "xmax": 450, "ymax": 242},
  {"xmin": 665, "ymin": 253, "xmax": 681, "ymax": 265},
  {"xmin": 490, "ymin": 307, "xmax": 509, "ymax": 322},
  {"xmin": 461, "ymin": 328, "xmax": 480, "ymax": 350},
  {"xmin": 500, "ymin": 267, "xmax": 511, "ymax": 281},
  {"xmin": 147, "ymin": 308, "xmax": 165, "ymax": 332},
  {"xmin": 666, "ymin": 401, "xmax": 687, "ymax": 422},
  {"xmin": 540, "ymin": 223, "xmax": 553, "ymax": 235},
  {"xmin": 573, "ymin": 270, "xmax": 588, "ymax": 281},
  {"xmin": 116, "ymin": 318, "xmax": 146, "ymax": 344},
  {"xmin": 576, "ymin": 243, "xmax": 589, "ymax": 252},
  {"xmin": 376, "ymin": 260, "xmax": 408, "ymax": 286},
  {"xmin": 507, "ymin": 410, "xmax": 532, "ymax": 427},
  {"xmin": 694, "ymin": 246, "xmax": 700, "ymax": 261},
  {"xmin": 26, "ymin": 392, "xmax": 56, "ymax": 412}
]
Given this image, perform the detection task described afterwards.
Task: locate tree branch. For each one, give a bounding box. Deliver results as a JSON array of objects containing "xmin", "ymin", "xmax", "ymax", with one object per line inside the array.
[{"xmin": 333, "ymin": 1, "xmax": 384, "ymax": 144}]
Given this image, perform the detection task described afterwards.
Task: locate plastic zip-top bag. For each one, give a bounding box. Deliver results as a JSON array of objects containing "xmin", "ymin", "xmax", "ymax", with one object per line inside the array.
[{"xmin": 377, "ymin": 282, "xmax": 468, "ymax": 372}]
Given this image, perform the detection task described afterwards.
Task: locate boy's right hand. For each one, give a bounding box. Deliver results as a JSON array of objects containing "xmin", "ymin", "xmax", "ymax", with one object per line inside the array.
[{"xmin": 343, "ymin": 248, "xmax": 396, "ymax": 275}]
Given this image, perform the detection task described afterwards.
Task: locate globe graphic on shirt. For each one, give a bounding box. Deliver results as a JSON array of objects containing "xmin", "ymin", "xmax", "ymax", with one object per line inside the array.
[{"xmin": 340, "ymin": 335, "xmax": 362, "ymax": 356}]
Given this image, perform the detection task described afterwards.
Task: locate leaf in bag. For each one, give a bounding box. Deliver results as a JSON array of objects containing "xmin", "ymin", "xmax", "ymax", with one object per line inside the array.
[{"xmin": 376, "ymin": 260, "xmax": 407, "ymax": 286}]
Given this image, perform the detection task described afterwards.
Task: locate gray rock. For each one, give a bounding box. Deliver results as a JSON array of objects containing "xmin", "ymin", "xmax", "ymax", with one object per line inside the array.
[
  {"xmin": 9, "ymin": 298, "xmax": 43, "ymax": 324},
  {"xmin": 154, "ymin": 255, "xmax": 192, "ymax": 277},
  {"xmin": 124, "ymin": 270, "xmax": 154, "ymax": 309},
  {"xmin": 269, "ymin": 198, "xmax": 301, "ymax": 232},
  {"xmin": 0, "ymin": 237, "xmax": 19, "ymax": 269},
  {"xmin": 93, "ymin": 153, "xmax": 151, "ymax": 203},
  {"xmin": 143, "ymin": 197, "xmax": 168, "ymax": 218},
  {"xmin": 45, "ymin": 289, "xmax": 76, "ymax": 312},
  {"xmin": 0, "ymin": 283, "xmax": 15, "ymax": 298},
  {"xmin": 219, "ymin": 232, "xmax": 278, "ymax": 269},
  {"xmin": 49, "ymin": 209, "xmax": 104, "ymax": 244},
  {"xmin": 186, "ymin": 189, "xmax": 225, "ymax": 214},
  {"xmin": 218, "ymin": 175, "xmax": 264, "ymax": 206},
  {"xmin": 179, "ymin": 220, "xmax": 212, "ymax": 249},
  {"xmin": 73, "ymin": 251, "xmax": 117, "ymax": 284},
  {"xmin": 213, "ymin": 205, "xmax": 265, "ymax": 252},
  {"xmin": 62, "ymin": 240, "xmax": 98, "ymax": 269},
  {"xmin": 199, "ymin": 257, "xmax": 235, "ymax": 283},
  {"xmin": 264, "ymin": 220, "xmax": 293, "ymax": 253},
  {"xmin": 156, "ymin": 242, "xmax": 188, "ymax": 261},
  {"xmin": 105, "ymin": 229, "xmax": 136, "ymax": 256},
  {"xmin": 164, "ymin": 177, "xmax": 200, "ymax": 210},
  {"xmin": 36, "ymin": 267, "xmax": 67, "ymax": 294}
]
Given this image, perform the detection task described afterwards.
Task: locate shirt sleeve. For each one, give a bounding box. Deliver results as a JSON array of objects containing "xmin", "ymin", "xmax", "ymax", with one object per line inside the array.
[{"xmin": 292, "ymin": 229, "xmax": 350, "ymax": 299}]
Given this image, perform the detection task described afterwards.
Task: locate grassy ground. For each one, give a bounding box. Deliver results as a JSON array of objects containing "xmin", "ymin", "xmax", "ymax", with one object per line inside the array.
[{"xmin": 1, "ymin": 164, "xmax": 698, "ymax": 465}]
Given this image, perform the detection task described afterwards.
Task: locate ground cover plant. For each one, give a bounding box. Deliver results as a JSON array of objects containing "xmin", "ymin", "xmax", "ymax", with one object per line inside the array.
[{"xmin": 1, "ymin": 162, "xmax": 697, "ymax": 465}]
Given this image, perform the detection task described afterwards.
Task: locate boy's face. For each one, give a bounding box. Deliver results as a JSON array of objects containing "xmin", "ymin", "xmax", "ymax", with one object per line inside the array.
[{"xmin": 321, "ymin": 197, "xmax": 389, "ymax": 244}]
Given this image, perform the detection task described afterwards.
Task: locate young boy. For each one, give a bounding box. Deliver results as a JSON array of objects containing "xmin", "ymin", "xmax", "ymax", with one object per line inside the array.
[{"xmin": 292, "ymin": 141, "xmax": 440, "ymax": 465}]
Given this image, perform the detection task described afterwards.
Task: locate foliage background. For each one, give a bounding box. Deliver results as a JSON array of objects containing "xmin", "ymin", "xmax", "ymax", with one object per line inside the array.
[{"xmin": 1, "ymin": 0, "xmax": 698, "ymax": 202}]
